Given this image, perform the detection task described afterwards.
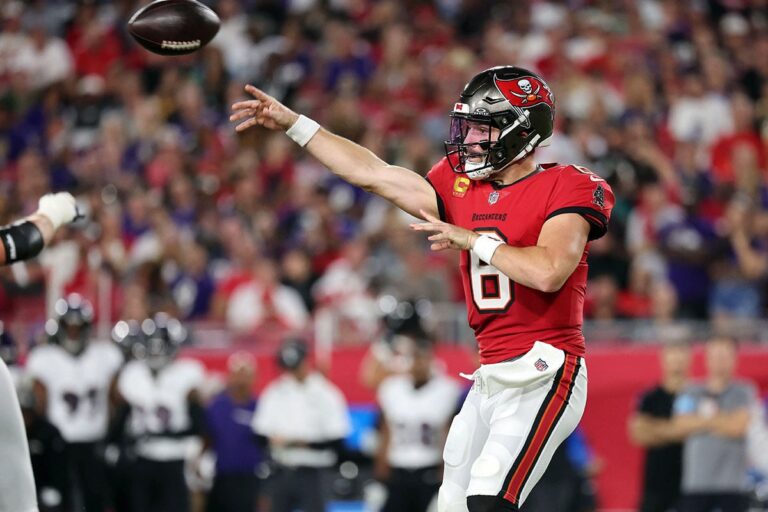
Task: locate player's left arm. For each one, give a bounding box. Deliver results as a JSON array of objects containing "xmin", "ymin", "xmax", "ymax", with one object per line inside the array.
[{"xmin": 411, "ymin": 210, "xmax": 589, "ymax": 293}]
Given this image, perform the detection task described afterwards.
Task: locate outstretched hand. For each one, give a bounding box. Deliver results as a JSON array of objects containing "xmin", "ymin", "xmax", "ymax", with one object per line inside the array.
[
  {"xmin": 230, "ymin": 85, "xmax": 299, "ymax": 132},
  {"xmin": 410, "ymin": 210, "xmax": 479, "ymax": 252}
]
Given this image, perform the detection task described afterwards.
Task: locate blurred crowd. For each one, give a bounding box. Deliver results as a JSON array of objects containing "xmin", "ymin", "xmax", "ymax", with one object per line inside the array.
[{"xmin": 1, "ymin": 0, "xmax": 768, "ymax": 344}]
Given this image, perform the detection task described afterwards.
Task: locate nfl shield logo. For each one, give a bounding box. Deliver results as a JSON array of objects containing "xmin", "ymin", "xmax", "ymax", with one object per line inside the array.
[
  {"xmin": 488, "ymin": 191, "xmax": 500, "ymax": 205},
  {"xmin": 534, "ymin": 358, "xmax": 548, "ymax": 372}
]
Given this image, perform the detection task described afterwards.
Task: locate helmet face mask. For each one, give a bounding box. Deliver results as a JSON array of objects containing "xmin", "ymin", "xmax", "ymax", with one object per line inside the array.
[
  {"xmin": 444, "ymin": 66, "xmax": 555, "ymax": 180},
  {"xmin": 445, "ymin": 116, "xmax": 503, "ymax": 180}
]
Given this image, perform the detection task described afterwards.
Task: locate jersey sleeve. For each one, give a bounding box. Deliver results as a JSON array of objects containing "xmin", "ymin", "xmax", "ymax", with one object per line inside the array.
[
  {"xmin": 545, "ymin": 165, "xmax": 614, "ymax": 241},
  {"xmin": 425, "ymin": 158, "xmax": 456, "ymax": 222}
]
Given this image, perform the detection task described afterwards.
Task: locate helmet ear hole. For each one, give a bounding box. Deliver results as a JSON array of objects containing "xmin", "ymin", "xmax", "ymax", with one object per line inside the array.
[{"xmin": 519, "ymin": 130, "xmax": 530, "ymax": 138}]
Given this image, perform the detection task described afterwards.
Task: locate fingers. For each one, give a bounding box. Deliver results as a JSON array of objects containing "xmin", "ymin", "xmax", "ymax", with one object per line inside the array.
[
  {"xmin": 419, "ymin": 209, "xmax": 441, "ymax": 223},
  {"xmin": 229, "ymin": 109, "xmax": 257, "ymax": 122},
  {"xmin": 245, "ymin": 84, "xmax": 272, "ymax": 101},
  {"xmin": 235, "ymin": 118, "xmax": 261, "ymax": 132},
  {"xmin": 410, "ymin": 223, "xmax": 445, "ymax": 233},
  {"xmin": 231, "ymin": 100, "xmax": 262, "ymax": 111},
  {"xmin": 430, "ymin": 241, "xmax": 451, "ymax": 251}
]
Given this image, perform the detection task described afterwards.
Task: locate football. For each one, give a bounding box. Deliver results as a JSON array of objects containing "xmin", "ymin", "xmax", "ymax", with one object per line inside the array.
[{"xmin": 127, "ymin": 0, "xmax": 220, "ymax": 56}]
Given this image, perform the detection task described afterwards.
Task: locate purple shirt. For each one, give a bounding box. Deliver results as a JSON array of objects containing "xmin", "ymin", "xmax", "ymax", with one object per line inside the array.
[{"xmin": 205, "ymin": 392, "xmax": 263, "ymax": 475}]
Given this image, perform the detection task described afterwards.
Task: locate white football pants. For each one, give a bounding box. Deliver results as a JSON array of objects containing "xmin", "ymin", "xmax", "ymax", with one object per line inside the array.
[
  {"xmin": 438, "ymin": 341, "xmax": 587, "ymax": 511},
  {"xmin": 0, "ymin": 359, "xmax": 38, "ymax": 512}
]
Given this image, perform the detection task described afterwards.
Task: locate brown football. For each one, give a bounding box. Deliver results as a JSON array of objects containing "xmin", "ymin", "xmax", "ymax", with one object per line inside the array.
[{"xmin": 128, "ymin": 0, "xmax": 220, "ymax": 56}]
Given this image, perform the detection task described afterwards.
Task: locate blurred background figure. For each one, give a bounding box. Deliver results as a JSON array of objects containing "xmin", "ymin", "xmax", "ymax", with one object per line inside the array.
[
  {"xmin": 107, "ymin": 319, "xmax": 147, "ymax": 512},
  {"xmin": 375, "ymin": 335, "xmax": 460, "ymax": 512},
  {"xmin": 116, "ymin": 313, "xmax": 205, "ymax": 512},
  {"xmin": 360, "ymin": 299, "xmax": 430, "ymax": 390},
  {"xmin": 252, "ymin": 338, "xmax": 350, "ymax": 512},
  {"xmin": 201, "ymin": 351, "xmax": 264, "ymax": 512},
  {"xmin": 672, "ymin": 337, "xmax": 757, "ymax": 512},
  {"xmin": 628, "ymin": 339, "xmax": 692, "ymax": 512},
  {"xmin": 26, "ymin": 294, "xmax": 123, "ymax": 512},
  {"xmin": 3, "ymin": 320, "xmax": 68, "ymax": 512}
]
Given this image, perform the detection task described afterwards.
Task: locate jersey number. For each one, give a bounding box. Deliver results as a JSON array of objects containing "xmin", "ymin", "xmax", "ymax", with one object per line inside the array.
[{"xmin": 469, "ymin": 228, "xmax": 514, "ymax": 312}]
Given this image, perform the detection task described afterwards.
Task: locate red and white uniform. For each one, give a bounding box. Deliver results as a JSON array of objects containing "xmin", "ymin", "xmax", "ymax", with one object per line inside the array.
[
  {"xmin": 428, "ymin": 160, "xmax": 614, "ymax": 511},
  {"xmin": 426, "ymin": 160, "xmax": 615, "ymax": 363}
]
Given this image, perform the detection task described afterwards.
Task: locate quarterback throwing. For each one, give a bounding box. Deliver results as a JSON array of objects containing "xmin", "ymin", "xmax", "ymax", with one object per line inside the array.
[{"xmin": 231, "ymin": 66, "xmax": 614, "ymax": 511}]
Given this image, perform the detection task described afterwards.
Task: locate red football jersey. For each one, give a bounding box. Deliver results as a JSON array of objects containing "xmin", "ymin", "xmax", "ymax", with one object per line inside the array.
[{"xmin": 426, "ymin": 159, "xmax": 615, "ymax": 364}]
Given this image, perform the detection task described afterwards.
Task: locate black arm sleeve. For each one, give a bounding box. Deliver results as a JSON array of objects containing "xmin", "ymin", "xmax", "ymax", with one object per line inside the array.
[{"xmin": 0, "ymin": 221, "xmax": 44, "ymax": 264}]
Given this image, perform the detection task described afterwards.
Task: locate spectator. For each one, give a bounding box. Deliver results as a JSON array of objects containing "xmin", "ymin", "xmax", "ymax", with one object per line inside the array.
[
  {"xmin": 169, "ymin": 240, "xmax": 216, "ymax": 320},
  {"xmin": 225, "ymin": 257, "xmax": 309, "ymax": 333},
  {"xmin": 672, "ymin": 337, "xmax": 758, "ymax": 512},
  {"xmin": 201, "ymin": 352, "xmax": 264, "ymax": 512},
  {"xmin": 628, "ymin": 339, "xmax": 692, "ymax": 512},
  {"xmin": 12, "ymin": 21, "xmax": 73, "ymax": 91},
  {"xmin": 280, "ymin": 247, "xmax": 318, "ymax": 312},
  {"xmin": 252, "ymin": 338, "xmax": 350, "ymax": 512}
]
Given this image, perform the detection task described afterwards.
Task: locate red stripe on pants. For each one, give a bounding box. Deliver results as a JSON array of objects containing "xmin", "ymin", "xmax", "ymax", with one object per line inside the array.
[{"xmin": 503, "ymin": 354, "xmax": 579, "ymax": 503}]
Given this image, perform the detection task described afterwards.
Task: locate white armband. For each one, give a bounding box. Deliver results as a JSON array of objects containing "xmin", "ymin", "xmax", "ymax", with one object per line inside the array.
[
  {"xmin": 286, "ymin": 115, "xmax": 320, "ymax": 147},
  {"xmin": 472, "ymin": 234, "xmax": 504, "ymax": 264}
]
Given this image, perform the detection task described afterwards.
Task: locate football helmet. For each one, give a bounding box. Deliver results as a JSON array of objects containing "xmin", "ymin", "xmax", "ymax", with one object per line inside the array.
[
  {"xmin": 45, "ymin": 293, "xmax": 94, "ymax": 356},
  {"xmin": 0, "ymin": 321, "xmax": 17, "ymax": 365},
  {"xmin": 444, "ymin": 66, "xmax": 555, "ymax": 180},
  {"xmin": 140, "ymin": 313, "xmax": 187, "ymax": 372},
  {"xmin": 382, "ymin": 299, "xmax": 428, "ymax": 342},
  {"xmin": 111, "ymin": 319, "xmax": 146, "ymax": 361},
  {"xmin": 277, "ymin": 337, "xmax": 308, "ymax": 371}
]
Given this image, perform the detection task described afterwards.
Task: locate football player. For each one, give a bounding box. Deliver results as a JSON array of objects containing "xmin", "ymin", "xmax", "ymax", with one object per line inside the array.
[
  {"xmin": 0, "ymin": 192, "xmax": 78, "ymax": 512},
  {"xmin": 376, "ymin": 336, "xmax": 461, "ymax": 512},
  {"xmin": 116, "ymin": 313, "xmax": 205, "ymax": 512},
  {"xmin": 360, "ymin": 299, "xmax": 430, "ymax": 389},
  {"xmin": 231, "ymin": 65, "xmax": 615, "ymax": 511},
  {"xmin": 26, "ymin": 294, "xmax": 124, "ymax": 512},
  {"xmin": 106, "ymin": 320, "xmax": 147, "ymax": 512}
]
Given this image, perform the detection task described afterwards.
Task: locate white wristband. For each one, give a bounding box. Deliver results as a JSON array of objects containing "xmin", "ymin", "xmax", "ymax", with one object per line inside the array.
[
  {"xmin": 472, "ymin": 234, "xmax": 504, "ymax": 264},
  {"xmin": 286, "ymin": 114, "xmax": 320, "ymax": 147}
]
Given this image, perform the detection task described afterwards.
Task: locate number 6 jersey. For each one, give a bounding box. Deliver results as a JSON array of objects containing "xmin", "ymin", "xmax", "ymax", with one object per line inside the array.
[{"xmin": 426, "ymin": 159, "xmax": 614, "ymax": 364}]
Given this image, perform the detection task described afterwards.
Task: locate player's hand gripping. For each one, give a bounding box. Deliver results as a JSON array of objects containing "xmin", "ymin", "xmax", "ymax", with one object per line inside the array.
[
  {"xmin": 230, "ymin": 85, "xmax": 299, "ymax": 132},
  {"xmin": 411, "ymin": 210, "xmax": 479, "ymax": 252}
]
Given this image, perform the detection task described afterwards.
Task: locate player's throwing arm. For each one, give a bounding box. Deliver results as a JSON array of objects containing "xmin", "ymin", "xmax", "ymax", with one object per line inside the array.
[{"xmin": 230, "ymin": 85, "xmax": 439, "ymax": 219}]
